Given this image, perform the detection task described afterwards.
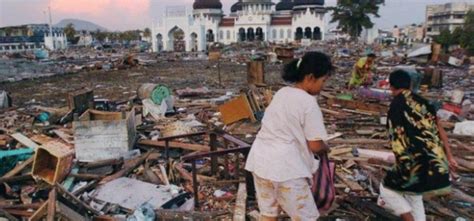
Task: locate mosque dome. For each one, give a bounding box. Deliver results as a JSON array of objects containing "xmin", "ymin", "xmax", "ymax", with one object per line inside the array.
[
  {"xmin": 231, "ymin": 0, "xmax": 242, "ymax": 12},
  {"xmin": 193, "ymin": 0, "xmax": 223, "ymax": 10},
  {"xmin": 276, "ymin": 0, "xmax": 293, "ymax": 11},
  {"xmin": 293, "ymin": 0, "xmax": 324, "ymax": 6}
]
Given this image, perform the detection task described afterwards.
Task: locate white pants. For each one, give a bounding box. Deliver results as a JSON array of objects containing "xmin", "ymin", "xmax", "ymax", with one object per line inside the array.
[
  {"xmin": 253, "ymin": 173, "xmax": 319, "ymax": 221},
  {"xmin": 378, "ymin": 184, "xmax": 426, "ymax": 221}
]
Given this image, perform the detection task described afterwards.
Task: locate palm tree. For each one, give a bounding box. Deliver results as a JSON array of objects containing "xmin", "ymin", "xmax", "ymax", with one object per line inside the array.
[
  {"xmin": 64, "ymin": 23, "xmax": 76, "ymax": 41},
  {"xmin": 328, "ymin": 0, "xmax": 384, "ymax": 40},
  {"xmin": 144, "ymin": 28, "xmax": 151, "ymax": 38}
]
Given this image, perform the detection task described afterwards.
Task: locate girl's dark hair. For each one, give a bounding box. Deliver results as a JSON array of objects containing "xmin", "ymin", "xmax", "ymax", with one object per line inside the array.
[
  {"xmin": 282, "ymin": 51, "xmax": 333, "ymax": 83},
  {"xmin": 389, "ymin": 69, "xmax": 411, "ymax": 89}
]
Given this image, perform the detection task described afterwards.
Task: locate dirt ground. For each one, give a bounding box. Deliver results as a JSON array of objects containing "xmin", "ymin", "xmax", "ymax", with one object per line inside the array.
[{"xmin": 0, "ymin": 60, "xmax": 289, "ymax": 108}]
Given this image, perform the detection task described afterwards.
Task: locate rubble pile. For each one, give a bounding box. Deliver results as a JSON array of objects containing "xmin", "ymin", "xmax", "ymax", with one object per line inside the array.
[{"xmin": 1, "ymin": 41, "xmax": 473, "ymax": 220}]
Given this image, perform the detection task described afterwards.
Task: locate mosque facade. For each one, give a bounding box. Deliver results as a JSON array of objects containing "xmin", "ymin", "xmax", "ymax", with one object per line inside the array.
[{"xmin": 152, "ymin": 0, "xmax": 326, "ymax": 52}]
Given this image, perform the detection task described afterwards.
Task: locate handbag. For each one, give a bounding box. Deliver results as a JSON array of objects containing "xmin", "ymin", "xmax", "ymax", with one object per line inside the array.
[{"xmin": 311, "ymin": 152, "xmax": 336, "ymax": 211}]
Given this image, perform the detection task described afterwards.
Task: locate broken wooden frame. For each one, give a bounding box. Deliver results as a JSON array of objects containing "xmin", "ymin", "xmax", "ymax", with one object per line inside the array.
[{"xmin": 181, "ymin": 133, "xmax": 251, "ymax": 209}]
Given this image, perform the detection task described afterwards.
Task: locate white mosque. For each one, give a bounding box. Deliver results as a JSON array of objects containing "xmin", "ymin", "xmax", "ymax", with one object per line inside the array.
[{"xmin": 151, "ymin": 0, "xmax": 326, "ymax": 52}]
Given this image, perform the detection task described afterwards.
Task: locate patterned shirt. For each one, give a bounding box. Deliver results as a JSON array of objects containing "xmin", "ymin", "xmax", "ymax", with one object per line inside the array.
[{"xmin": 383, "ymin": 90, "xmax": 451, "ymax": 195}]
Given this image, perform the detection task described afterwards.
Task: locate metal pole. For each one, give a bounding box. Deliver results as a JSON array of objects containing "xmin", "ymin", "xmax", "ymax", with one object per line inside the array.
[{"xmin": 192, "ymin": 160, "xmax": 199, "ymax": 208}]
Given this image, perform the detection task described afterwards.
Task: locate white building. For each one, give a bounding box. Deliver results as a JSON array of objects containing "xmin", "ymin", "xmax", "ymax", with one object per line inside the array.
[
  {"xmin": 426, "ymin": 2, "xmax": 474, "ymax": 37},
  {"xmin": 0, "ymin": 24, "xmax": 67, "ymax": 53},
  {"xmin": 152, "ymin": 0, "xmax": 326, "ymax": 52}
]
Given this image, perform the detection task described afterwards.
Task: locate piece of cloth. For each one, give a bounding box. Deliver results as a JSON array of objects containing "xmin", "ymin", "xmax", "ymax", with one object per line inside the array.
[
  {"xmin": 349, "ymin": 57, "xmax": 373, "ymax": 87},
  {"xmin": 384, "ymin": 90, "xmax": 451, "ymax": 195},
  {"xmin": 378, "ymin": 184, "xmax": 425, "ymax": 221},
  {"xmin": 253, "ymin": 173, "xmax": 319, "ymax": 220},
  {"xmin": 245, "ymin": 86, "xmax": 328, "ymax": 182}
]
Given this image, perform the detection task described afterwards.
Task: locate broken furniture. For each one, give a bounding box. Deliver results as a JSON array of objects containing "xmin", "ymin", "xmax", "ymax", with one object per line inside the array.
[
  {"xmin": 32, "ymin": 141, "xmax": 74, "ymax": 185},
  {"xmin": 247, "ymin": 60, "xmax": 265, "ymax": 85},
  {"xmin": 73, "ymin": 108, "xmax": 137, "ymax": 162},
  {"xmin": 181, "ymin": 132, "xmax": 251, "ymax": 208}
]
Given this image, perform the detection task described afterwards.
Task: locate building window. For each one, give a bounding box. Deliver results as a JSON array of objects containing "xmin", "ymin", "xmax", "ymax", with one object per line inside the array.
[
  {"xmin": 280, "ymin": 29, "xmax": 284, "ymax": 39},
  {"xmin": 287, "ymin": 29, "xmax": 292, "ymax": 38},
  {"xmin": 12, "ymin": 45, "xmax": 16, "ymax": 50},
  {"xmin": 219, "ymin": 31, "xmax": 223, "ymax": 40},
  {"xmin": 227, "ymin": 30, "xmax": 231, "ymax": 40},
  {"xmin": 272, "ymin": 29, "xmax": 277, "ymax": 39}
]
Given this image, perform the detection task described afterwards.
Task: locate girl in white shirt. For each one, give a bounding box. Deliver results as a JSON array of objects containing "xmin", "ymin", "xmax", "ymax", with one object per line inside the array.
[{"xmin": 245, "ymin": 51, "xmax": 333, "ymax": 221}]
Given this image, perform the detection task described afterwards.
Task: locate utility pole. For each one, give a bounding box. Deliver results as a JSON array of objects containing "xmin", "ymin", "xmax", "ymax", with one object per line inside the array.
[{"xmin": 48, "ymin": 0, "xmax": 54, "ymax": 49}]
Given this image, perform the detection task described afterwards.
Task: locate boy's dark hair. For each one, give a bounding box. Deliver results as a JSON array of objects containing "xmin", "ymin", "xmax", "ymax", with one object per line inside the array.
[
  {"xmin": 367, "ymin": 53, "xmax": 376, "ymax": 58},
  {"xmin": 282, "ymin": 51, "xmax": 334, "ymax": 83},
  {"xmin": 389, "ymin": 70, "xmax": 411, "ymax": 89}
]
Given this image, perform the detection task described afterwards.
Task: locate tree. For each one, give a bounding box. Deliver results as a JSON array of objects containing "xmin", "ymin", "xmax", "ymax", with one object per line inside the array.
[
  {"xmin": 460, "ymin": 10, "xmax": 474, "ymax": 55},
  {"xmin": 144, "ymin": 28, "xmax": 151, "ymax": 38},
  {"xmin": 451, "ymin": 27, "xmax": 463, "ymax": 45},
  {"xmin": 434, "ymin": 29, "xmax": 452, "ymax": 52},
  {"xmin": 94, "ymin": 29, "xmax": 108, "ymax": 42},
  {"xmin": 64, "ymin": 23, "xmax": 76, "ymax": 42},
  {"xmin": 328, "ymin": 0, "xmax": 385, "ymax": 40}
]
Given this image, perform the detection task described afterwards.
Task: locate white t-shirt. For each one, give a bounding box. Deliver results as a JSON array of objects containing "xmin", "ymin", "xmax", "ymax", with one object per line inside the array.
[{"xmin": 245, "ymin": 86, "xmax": 328, "ymax": 182}]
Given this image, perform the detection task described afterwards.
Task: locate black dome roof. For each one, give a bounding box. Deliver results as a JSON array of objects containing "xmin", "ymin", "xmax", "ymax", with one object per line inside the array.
[
  {"xmin": 193, "ymin": 0, "xmax": 223, "ymax": 10},
  {"xmin": 276, "ymin": 0, "xmax": 293, "ymax": 11},
  {"xmin": 231, "ymin": 0, "xmax": 242, "ymax": 12},
  {"xmin": 293, "ymin": 0, "xmax": 324, "ymax": 6}
]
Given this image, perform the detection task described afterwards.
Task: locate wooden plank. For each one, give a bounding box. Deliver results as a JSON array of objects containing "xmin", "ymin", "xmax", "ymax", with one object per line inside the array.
[
  {"xmin": 67, "ymin": 88, "xmax": 94, "ymax": 115},
  {"xmin": 100, "ymin": 151, "xmax": 152, "ymax": 184},
  {"xmin": 30, "ymin": 134, "xmax": 55, "ymax": 145},
  {"xmin": 52, "ymin": 129, "xmax": 74, "ymax": 144},
  {"xmin": 247, "ymin": 61, "xmax": 265, "ymax": 85},
  {"xmin": 2, "ymin": 209, "xmax": 32, "ymax": 218},
  {"xmin": 329, "ymin": 147, "xmax": 352, "ymax": 157},
  {"xmin": 138, "ymin": 139, "xmax": 210, "ymax": 152},
  {"xmin": 336, "ymin": 172, "xmax": 364, "ymax": 192},
  {"xmin": 57, "ymin": 202, "xmax": 87, "ymax": 221},
  {"xmin": 327, "ymin": 97, "xmax": 388, "ymax": 113},
  {"xmin": 1, "ymin": 157, "xmax": 33, "ymax": 178},
  {"xmin": 11, "ymin": 133, "xmax": 39, "ymax": 150},
  {"xmin": 0, "ymin": 208, "xmax": 20, "ymax": 221},
  {"xmin": 218, "ymin": 94, "xmax": 255, "ymax": 125},
  {"xmin": 329, "ymin": 138, "xmax": 388, "ymax": 145},
  {"xmin": 233, "ymin": 182, "xmax": 247, "ymax": 221},
  {"xmin": 47, "ymin": 188, "xmax": 56, "ymax": 221}
]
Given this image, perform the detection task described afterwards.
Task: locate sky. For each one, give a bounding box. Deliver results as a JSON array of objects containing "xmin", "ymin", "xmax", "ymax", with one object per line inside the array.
[{"xmin": 0, "ymin": 0, "xmax": 471, "ymax": 31}]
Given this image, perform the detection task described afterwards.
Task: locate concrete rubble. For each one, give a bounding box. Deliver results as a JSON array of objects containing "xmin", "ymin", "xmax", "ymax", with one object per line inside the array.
[{"xmin": 0, "ymin": 40, "xmax": 473, "ymax": 220}]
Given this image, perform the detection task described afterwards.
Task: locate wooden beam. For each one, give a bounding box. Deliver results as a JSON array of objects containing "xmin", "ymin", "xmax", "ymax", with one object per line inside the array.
[
  {"xmin": 233, "ymin": 182, "xmax": 247, "ymax": 221},
  {"xmin": 336, "ymin": 172, "xmax": 364, "ymax": 192},
  {"xmin": 0, "ymin": 208, "xmax": 20, "ymax": 221},
  {"xmin": 0, "ymin": 174, "xmax": 33, "ymax": 184},
  {"xmin": 218, "ymin": 94, "xmax": 256, "ymax": 125},
  {"xmin": 100, "ymin": 151, "xmax": 152, "ymax": 184},
  {"xmin": 327, "ymin": 97, "xmax": 388, "ymax": 113},
  {"xmin": 47, "ymin": 188, "xmax": 56, "ymax": 221},
  {"xmin": 28, "ymin": 201, "xmax": 48, "ymax": 221},
  {"xmin": 11, "ymin": 133, "xmax": 39, "ymax": 150},
  {"xmin": 138, "ymin": 139, "xmax": 210, "ymax": 152},
  {"xmin": 329, "ymin": 139, "xmax": 388, "ymax": 145},
  {"xmin": 1, "ymin": 157, "xmax": 33, "ymax": 178}
]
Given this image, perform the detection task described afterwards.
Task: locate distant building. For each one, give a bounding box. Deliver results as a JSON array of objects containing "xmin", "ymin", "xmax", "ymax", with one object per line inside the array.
[
  {"xmin": 0, "ymin": 24, "xmax": 67, "ymax": 53},
  {"xmin": 361, "ymin": 27, "xmax": 379, "ymax": 44},
  {"xmin": 325, "ymin": 28, "xmax": 349, "ymax": 41},
  {"xmin": 426, "ymin": 2, "xmax": 474, "ymax": 37},
  {"xmin": 392, "ymin": 24, "xmax": 427, "ymax": 43},
  {"xmin": 152, "ymin": 0, "xmax": 327, "ymax": 52},
  {"xmin": 75, "ymin": 31, "xmax": 94, "ymax": 46}
]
